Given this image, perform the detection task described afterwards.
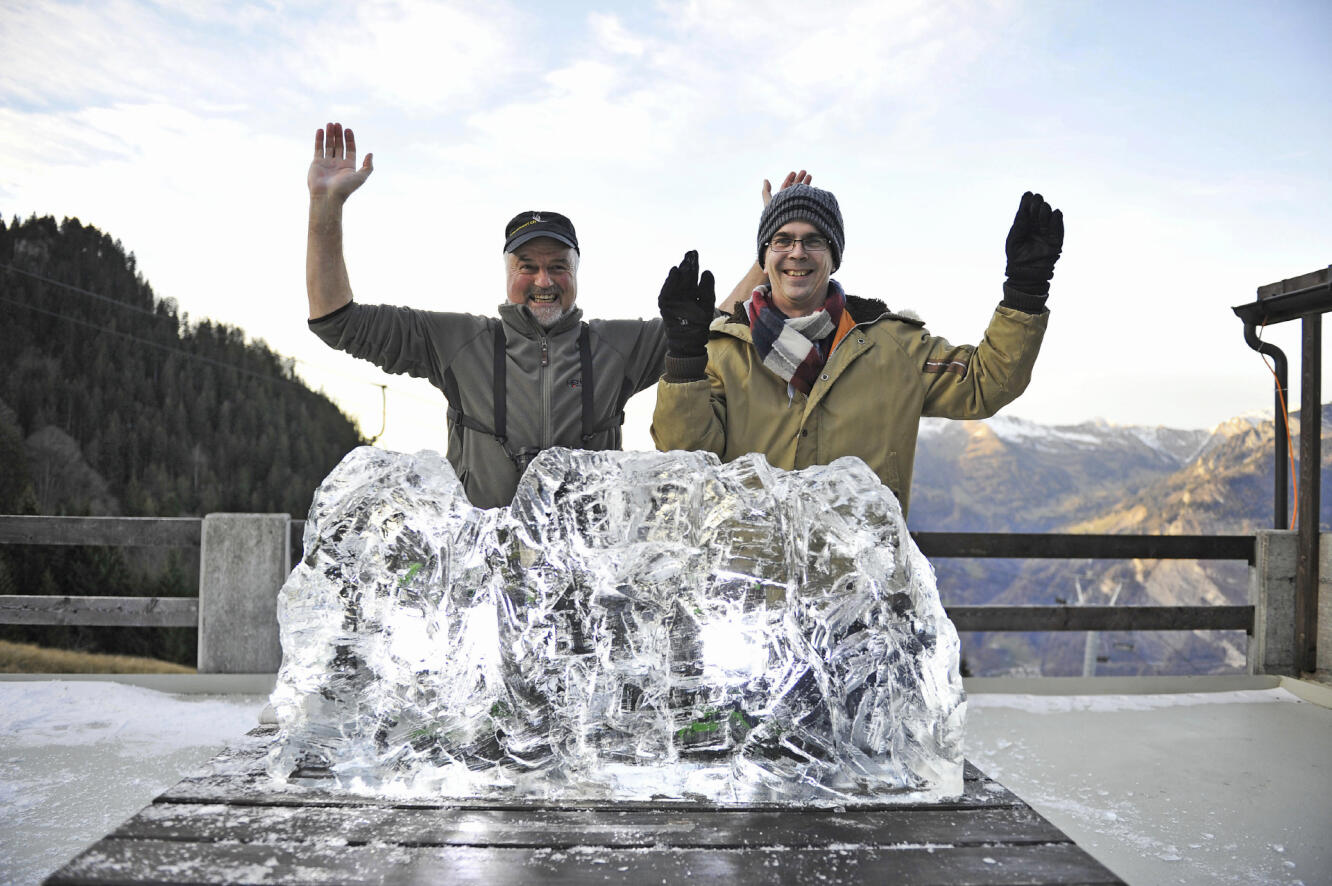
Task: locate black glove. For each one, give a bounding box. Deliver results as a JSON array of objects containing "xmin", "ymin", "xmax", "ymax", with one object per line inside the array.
[
  {"xmin": 657, "ymin": 250, "xmax": 715, "ymax": 359},
  {"xmin": 1004, "ymin": 191, "xmax": 1064, "ymax": 296}
]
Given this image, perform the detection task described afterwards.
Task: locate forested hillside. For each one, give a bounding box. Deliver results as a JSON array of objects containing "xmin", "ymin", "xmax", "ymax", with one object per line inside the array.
[{"xmin": 0, "ymin": 214, "xmax": 365, "ymax": 664}]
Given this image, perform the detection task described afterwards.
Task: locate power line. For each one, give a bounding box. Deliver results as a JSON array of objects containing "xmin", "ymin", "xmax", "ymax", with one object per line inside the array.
[
  {"xmin": 1, "ymin": 262, "xmax": 171, "ymax": 321},
  {"xmin": 1, "ymin": 261, "xmax": 444, "ymax": 409},
  {"xmin": 0, "ymin": 295, "xmax": 310, "ymax": 390}
]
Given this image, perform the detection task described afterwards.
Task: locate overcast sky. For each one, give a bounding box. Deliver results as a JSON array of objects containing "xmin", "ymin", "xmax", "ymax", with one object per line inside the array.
[{"xmin": 3, "ymin": 0, "xmax": 1330, "ymax": 453}]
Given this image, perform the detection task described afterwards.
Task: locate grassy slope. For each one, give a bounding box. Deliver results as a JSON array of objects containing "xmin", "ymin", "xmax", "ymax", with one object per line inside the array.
[{"xmin": 0, "ymin": 639, "xmax": 194, "ymax": 674}]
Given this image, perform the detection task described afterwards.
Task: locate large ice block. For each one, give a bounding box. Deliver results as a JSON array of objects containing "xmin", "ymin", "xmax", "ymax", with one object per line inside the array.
[{"xmin": 268, "ymin": 446, "xmax": 965, "ymax": 803}]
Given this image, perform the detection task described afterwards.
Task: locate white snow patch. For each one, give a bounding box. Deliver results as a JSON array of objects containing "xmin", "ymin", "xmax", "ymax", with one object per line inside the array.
[
  {"xmin": 0, "ymin": 681, "xmax": 260, "ymax": 753},
  {"xmin": 1, "ymin": 681, "xmax": 265, "ymax": 886},
  {"xmin": 968, "ymin": 687, "xmax": 1302, "ymax": 713}
]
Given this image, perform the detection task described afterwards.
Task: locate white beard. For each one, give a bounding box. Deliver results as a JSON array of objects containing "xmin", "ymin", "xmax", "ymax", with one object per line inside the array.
[{"xmin": 530, "ymin": 302, "xmax": 566, "ymax": 328}]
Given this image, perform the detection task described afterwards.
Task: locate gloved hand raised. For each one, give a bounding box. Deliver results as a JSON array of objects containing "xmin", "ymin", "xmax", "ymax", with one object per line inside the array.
[
  {"xmin": 1004, "ymin": 192, "xmax": 1064, "ymax": 296},
  {"xmin": 658, "ymin": 250, "xmax": 715, "ymax": 359}
]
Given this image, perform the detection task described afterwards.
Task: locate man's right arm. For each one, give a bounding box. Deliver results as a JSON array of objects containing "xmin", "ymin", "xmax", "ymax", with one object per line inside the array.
[{"xmin": 307, "ymin": 122, "xmax": 373, "ymax": 320}]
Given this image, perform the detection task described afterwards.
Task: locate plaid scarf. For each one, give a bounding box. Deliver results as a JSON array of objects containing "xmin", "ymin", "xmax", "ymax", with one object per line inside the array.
[{"xmin": 747, "ymin": 281, "xmax": 847, "ymax": 396}]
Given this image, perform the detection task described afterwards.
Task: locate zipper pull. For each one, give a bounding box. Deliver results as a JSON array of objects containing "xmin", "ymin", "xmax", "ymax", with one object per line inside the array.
[{"xmin": 540, "ymin": 336, "xmax": 549, "ymax": 367}]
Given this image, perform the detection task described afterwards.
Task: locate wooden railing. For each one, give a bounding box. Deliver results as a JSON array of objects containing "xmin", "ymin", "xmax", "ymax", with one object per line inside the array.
[
  {"xmin": 911, "ymin": 532, "xmax": 1255, "ymax": 633},
  {"xmin": 0, "ymin": 515, "xmax": 304, "ymax": 629},
  {"xmin": 0, "ymin": 515, "xmax": 1280, "ymax": 672}
]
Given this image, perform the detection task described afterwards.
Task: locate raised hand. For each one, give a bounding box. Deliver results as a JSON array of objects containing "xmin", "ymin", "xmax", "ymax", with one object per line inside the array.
[
  {"xmin": 1004, "ymin": 191, "xmax": 1064, "ymax": 295},
  {"xmin": 308, "ymin": 122, "xmax": 374, "ymax": 203},
  {"xmin": 658, "ymin": 250, "xmax": 716, "ymax": 359},
  {"xmin": 762, "ymin": 170, "xmax": 813, "ymax": 207}
]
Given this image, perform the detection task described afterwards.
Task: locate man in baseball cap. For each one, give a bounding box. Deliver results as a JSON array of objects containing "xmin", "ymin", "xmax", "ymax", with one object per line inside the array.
[{"xmin": 304, "ymin": 123, "xmax": 669, "ymax": 508}]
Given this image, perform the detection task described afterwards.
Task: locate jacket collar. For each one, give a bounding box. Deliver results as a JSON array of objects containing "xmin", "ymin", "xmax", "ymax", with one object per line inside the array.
[
  {"xmin": 499, "ymin": 301, "xmax": 584, "ymax": 337},
  {"xmin": 725, "ymin": 291, "xmax": 891, "ymax": 326}
]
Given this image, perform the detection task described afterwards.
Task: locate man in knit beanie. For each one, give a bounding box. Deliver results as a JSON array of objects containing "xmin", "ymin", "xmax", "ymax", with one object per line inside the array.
[{"xmin": 652, "ymin": 179, "xmax": 1062, "ymax": 516}]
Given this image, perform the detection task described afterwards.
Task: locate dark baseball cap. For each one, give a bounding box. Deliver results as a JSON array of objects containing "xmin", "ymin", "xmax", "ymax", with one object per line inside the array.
[{"xmin": 503, "ymin": 211, "xmax": 579, "ymax": 253}]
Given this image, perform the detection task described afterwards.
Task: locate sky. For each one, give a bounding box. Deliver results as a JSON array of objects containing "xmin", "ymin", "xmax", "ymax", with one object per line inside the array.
[{"xmin": 2, "ymin": 0, "xmax": 1330, "ymax": 454}]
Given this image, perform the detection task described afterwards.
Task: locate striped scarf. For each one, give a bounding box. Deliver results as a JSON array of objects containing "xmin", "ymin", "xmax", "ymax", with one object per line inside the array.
[{"xmin": 747, "ymin": 282, "xmax": 847, "ymax": 396}]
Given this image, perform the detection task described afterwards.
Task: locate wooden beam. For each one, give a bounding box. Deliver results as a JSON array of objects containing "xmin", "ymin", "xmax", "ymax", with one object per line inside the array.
[
  {"xmin": 947, "ymin": 604, "xmax": 1254, "ymax": 633},
  {"xmin": 0, "ymin": 515, "xmax": 201, "ymax": 547},
  {"xmin": 913, "ymin": 532, "xmax": 1254, "ymax": 563},
  {"xmin": 0, "ymin": 595, "xmax": 198, "ymax": 627},
  {"xmin": 1296, "ymin": 312, "xmax": 1322, "ymax": 673}
]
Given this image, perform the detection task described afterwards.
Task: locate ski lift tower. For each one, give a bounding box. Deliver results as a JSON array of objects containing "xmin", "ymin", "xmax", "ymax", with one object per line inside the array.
[{"xmin": 1233, "ymin": 265, "xmax": 1332, "ymax": 676}]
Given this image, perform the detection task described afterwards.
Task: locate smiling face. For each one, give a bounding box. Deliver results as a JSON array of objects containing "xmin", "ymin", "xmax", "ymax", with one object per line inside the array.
[
  {"xmin": 505, "ymin": 237, "xmax": 579, "ymax": 328},
  {"xmin": 763, "ymin": 220, "xmax": 833, "ymax": 317}
]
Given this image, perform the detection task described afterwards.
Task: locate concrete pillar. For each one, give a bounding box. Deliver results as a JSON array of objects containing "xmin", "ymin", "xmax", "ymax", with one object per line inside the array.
[
  {"xmin": 1249, "ymin": 530, "xmax": 1298, "ymax": 675},
  {"xmin": 198, "ymin": 513, "xmax": 291, "ymax": 673}
]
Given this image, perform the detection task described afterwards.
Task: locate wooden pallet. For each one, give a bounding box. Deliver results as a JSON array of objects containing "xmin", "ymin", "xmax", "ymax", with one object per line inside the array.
[{"xmin": 46, "ymin": 727, "xmax": 1123, "ymax": 885}]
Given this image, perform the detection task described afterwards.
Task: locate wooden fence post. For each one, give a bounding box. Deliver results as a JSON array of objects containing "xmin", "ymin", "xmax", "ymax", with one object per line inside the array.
[
  {"xmin": 1249, "ymin": 529, "xmax": 1298, "ymax": 675},
  {"xmin": 198, "ymin": 513, "xmax": 291, "ymax": 673},
  {"xmin": 1320, "ymin": 534, "xmax": 1332, "ymax": 676}
]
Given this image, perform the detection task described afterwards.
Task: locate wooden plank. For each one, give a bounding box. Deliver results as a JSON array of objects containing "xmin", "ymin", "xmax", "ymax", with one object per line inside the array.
[
  {"xmin": 1256, "ymin": 265, "xmax": 1330, "ymax": 300},
  {"xmin": 0, "ymin": 595, "xmax": 1255, "ymax": 633},
  {"xmin": 912, "ymin": 531, "xmax": 1254, "ymax": 563},
  {"xmin": 0, "ymin": 594, "xmax": 197, "ymax": 627},
  {"xmin": 0, "ymin": 515, "xmax": 201, "ymax": 548},
  {"xmin": 158, "ymin": 771, "xmax": 1023, "ymax": 811},
  {"xmin": 948, "ymin": 604, "xmax": 1254, "ymax": 633},
  {"xmin": 47, "ymin": 839, "xmax": 1124, "ymax": 885},
  {"xmin": 0, "ymin": 516, "xmax": 1253, "ymax": 564},
  {"xmin": 117, "ymin": 801, "xmax": 1065, "ymax": 848},
  {"xmin": 162, "ymin": 730, "xmax": 1023, "ymax": 811}
]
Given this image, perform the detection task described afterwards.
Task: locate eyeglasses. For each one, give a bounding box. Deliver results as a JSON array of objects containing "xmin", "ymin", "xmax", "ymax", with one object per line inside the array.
[{"xmin": 766, "ymin": 234, "xmax": 830, "ymax": 253}]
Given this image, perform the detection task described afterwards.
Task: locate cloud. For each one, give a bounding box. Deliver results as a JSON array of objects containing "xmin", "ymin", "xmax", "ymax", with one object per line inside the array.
[
  {"xmin": 435, "ymin": 0, "xmax": 1010, "ymax": 176},
  {"xmin": 285, "ymin": 0, "xmax": 531, "ymax": 115},
  {"xmin": 0, "ymin": 0, "xmax": 280, "ymax": 110},
  {"xmin": 655, "ymin": 0, "xmax": 1008, "ymax": 132},
  {"xmin": 590, "ymin": 12, "xmax": 646, "ymax": 57},
  {"xmin": 0, "ymin": 0, "xmax": 529, "ymax": 118}
]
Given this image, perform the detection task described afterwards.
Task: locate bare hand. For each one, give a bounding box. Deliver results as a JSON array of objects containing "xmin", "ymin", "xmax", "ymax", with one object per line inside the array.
[
  {"xmin": 761, "ymin": 170, "xmax": 813, "ymax": 206},
  {"xmin": 308, "ymin": 122, "xmax": 373, "ymax": 202}
]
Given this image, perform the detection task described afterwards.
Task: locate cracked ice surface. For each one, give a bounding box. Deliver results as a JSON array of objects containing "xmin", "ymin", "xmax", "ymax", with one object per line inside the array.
[{"xmin": 267, "ymin": 446, "xmax": 965, "ymax": 804}]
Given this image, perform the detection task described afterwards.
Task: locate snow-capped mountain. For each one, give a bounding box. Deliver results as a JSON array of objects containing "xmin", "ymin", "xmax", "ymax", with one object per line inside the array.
[{"xmin": 910, "ymin": 406, "xmax": 1332, "ymax": 677}]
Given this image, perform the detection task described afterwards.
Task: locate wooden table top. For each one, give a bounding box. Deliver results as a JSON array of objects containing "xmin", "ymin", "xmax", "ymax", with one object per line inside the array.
[{"xmin": 45, "ymin": 727, "xmax": 1124, "ymax": 885}]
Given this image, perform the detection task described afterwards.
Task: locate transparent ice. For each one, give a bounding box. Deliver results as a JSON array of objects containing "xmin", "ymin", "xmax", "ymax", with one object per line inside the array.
[{"xmin": 268, "ymin": 446, "xmax": 966, "ymax": 804}]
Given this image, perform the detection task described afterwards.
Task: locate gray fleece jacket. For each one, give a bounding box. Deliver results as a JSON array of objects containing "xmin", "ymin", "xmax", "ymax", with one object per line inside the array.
[{"xmin": 310, "ymin": 301, "xmax": 666, "ymax": 508}]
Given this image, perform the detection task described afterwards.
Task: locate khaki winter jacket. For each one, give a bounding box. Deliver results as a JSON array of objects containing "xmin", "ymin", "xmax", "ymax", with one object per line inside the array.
[{"xmin": 651, "ymin": 292, "xmax": 1047, "ymax": 515}]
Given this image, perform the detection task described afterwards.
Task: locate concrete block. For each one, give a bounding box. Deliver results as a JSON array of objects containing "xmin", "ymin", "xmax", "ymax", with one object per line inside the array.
[
  {"xmin": 1249, "ymin": 530, "xmax": 1298, "ymax": 675},
  {"xmin": 198, "ymin": 513, "xmax": 290, "ymax": 673}
]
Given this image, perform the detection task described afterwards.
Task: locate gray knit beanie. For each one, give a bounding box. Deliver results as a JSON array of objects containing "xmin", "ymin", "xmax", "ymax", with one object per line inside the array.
[{"xmin": 757, "ymin": 183, "xmax": 845, "ymax": 271}]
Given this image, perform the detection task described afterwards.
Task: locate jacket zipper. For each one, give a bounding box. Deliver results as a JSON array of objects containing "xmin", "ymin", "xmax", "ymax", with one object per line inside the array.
[{"xmin": 539, "ymin": 333, "xmax": 553, "ymax": 448}]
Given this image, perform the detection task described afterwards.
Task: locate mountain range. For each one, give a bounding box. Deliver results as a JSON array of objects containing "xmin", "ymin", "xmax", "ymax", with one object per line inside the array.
[{"xmin": 907, "ymin": 408, "xmax": 1332, "ymax": 676}]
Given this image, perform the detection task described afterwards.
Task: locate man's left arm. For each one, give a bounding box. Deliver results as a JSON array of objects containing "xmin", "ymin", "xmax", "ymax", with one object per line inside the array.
[
  {"xmin": 920, "ymin": 192, "xmax": 1063, "ymax": 418},
  {"xmin": 650, "ymin": 251, "xmax": 731, "ymax": 454}
]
